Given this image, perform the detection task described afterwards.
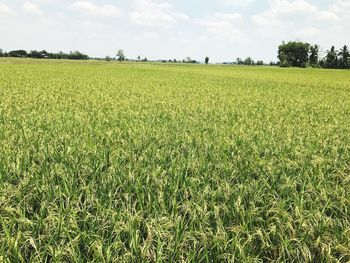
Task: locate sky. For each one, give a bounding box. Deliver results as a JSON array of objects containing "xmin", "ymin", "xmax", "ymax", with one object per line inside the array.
[{"xmin": 0, "ymin": 0, "xmax": 349, "ymax": 62}]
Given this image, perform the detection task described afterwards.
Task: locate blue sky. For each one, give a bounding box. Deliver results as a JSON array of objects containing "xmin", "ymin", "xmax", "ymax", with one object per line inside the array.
[{"xmin": 0, "ymin": 0, "xmax": 349, "ymax": 62}]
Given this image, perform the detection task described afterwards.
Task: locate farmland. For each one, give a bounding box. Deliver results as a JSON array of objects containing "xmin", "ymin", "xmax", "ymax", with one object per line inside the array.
[{"xmin": 0, "ymin": 58, "xmax": 350, "ymax": 262}]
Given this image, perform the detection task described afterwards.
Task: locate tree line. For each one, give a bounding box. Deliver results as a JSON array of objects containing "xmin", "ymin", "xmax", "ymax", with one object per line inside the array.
[
  {"xmin": 235, "ymin": 57, "xmax": 264, "ymax": 66},
  {"xmin": 278, "ymin": 41, "xmax": 350, "ymax": 69},
  {"xmin": 1, "ymin": 44, "xmax": 349, "ymax": 69},
  {"xmin": 0, "ymin": 49, "xmax": 89, "ymax": 60},
  {"xmin": 0, "ymin": 48, "xmax": 200, "ymax": 64},
  {"xmin": 116, "ymin": 49, "xmax": 199, "ymax": 64}
]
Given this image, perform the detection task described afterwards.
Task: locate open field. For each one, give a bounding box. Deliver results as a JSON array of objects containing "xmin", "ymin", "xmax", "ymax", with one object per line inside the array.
[{"xmin": 1, "ymin": 58, "xmax": 350, "ymax": 262}]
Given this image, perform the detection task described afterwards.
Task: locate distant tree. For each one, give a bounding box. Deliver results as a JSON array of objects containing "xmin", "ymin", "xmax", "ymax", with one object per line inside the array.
[
  {"xmin": 309, "ymin": 44, "xmax": 319, "ymax": 67},
  {"xmin": 278, "ymin": 52, "xmax": 288, "ymax": 67},
  {"xmin": 29, "ymin": 50, "xmax": 42, "ymax": 58},
  {"xmin": 205, "ymin": 57, "xmax": 209, "ymax": 64},
  {"xmin": 173, "ymin": 59, "xmax": 177, "ymax": 63},
  {"xmin": 142, "ymin": 57, "xmax": 148, "ymax": 62},
  {"xmin": 137, "ymin": 55, "xmax": 141, "ymax": 62},
  {"xmin": 8, "ymin": 50, "xmax": 27, "ymax": 58},
  {"xmin": 1, "ymin": 49, "xmax": 92, "ymax": 60},
  {"xmin": 116, "ymin": 49, "xmax": 126, "ymax": 61},
  {"xmin": 68, "ymin": 51, "xmax": 88, "ymax": 60},
  {"xmin": 278, "ymin": 41, "xmax": 310, "ymax": 67},
  {"xmin": 236, "ymin": 57, "xmax": 243, "ymax": 65},
  {"xmin": 29, "ymin": 50, "xmax": 50, "ymax": 59},
  {"xmin": 185, "ymin": 57, "xmax": 197, "ymax": 64},
  {"xmin": 338, "ymin": 45, "xmax": 350, "ymax": 69},
  {"xmin": 57, "ymin": 51, "xmax": 67, "ymax": 59},
  {"xmin": 0, "ymin": 49, "xmax": 3, "ymax": 57},
  {"xmin": 244, "ymin": 57, "xmax": 253, "ymax": 65},
  {"xmin": 256, "ymin": 60, "xmax": 264, "ymax": 65},
  {"xmin": 105, "ymin": 56, "xmax": 112, "ymax": 61},
  {"xmin": 325, "ymin": 46, "xmax": 338, "ymax": 68},
  {"xmin": 40, "ymin": 50, "xmax": 49, "ymax": 58},
  {"xmin": 319, "ymin": 59, "xmax": 325, "ymax": 68}
]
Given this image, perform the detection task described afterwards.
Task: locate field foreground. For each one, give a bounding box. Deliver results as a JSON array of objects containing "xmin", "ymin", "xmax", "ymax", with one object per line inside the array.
[{"xmin": 1, "ymin": 59, "xmax": 350, "ymax": 262}]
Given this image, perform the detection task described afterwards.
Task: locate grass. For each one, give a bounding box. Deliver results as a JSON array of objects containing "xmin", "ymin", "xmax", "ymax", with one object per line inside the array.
[{"xmin": 0, "ymin": 58, "xmax": 350, "ymax": 262}]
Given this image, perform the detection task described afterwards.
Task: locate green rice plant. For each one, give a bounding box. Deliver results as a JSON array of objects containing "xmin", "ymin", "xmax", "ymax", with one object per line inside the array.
[{"xmin": 0, "ymin": 58, "xmax": 350, "ymax": 262}]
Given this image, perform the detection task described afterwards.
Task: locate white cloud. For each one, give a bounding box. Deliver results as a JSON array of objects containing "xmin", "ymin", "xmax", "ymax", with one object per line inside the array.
[
  {"xmin": 220, "ymin": 0, "xmax": 255, "ymax": 7},
  {"xmin": 254, "ymin": 0, "xmax": 338, "ymax": 25},
  {"xmin": 329, "ymin": 0, "xmax": 350, "ymax": 20},
  {"xmin": 39, "ymin": 16, "xmax": 65, "ymax": 28},
  {"xmin": 0, "ymin": 3, "xmax": 14, "ymax": 14},
  {"xmin": 1, "ymin": 0, "xmax": 348, "ymax": 63},
  {"xmin": 294, "ymin": 26, "xmax": 321, "ymax": 38},
  {"xmin": 72, "ymin": 1, "xmax": 122, "ymax": 17},
  {"xmin": 134, "ymin": 31, "xmax": 160, "ymax": 41},
  {"xmin": 253, "ymin": 0, "xmax": 339, "ymax": 37},
  {"xmin": 129, "ymin": 0, "xmax": 189, "ymax": 27},
  {"xmin": 326, "ymin": 0, "xmax": 350, "ymax": 46},
  {"xmin": 195, "ymin": 13, "xmax": 245, "ymax": 42},
  {"xmin": 22, "ymin": 2, "xmax": 43, "ymax": 15}
]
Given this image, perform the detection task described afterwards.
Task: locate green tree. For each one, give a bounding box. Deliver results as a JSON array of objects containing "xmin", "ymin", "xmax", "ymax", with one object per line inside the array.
[
  {"xmin": 68, "ymin": 51, "xmax": 88, "ymax": 60},
  {"xmin": 116, "ymin": 49, "xmax": 126, "ymax": 61},
  {"xmin": 309, "ymin": 44, "xmax": 319, "ymax": 67},
  {"xmin": 29, "ymin": 50, "xmax": 42, "ymax": 58},
  {"xmin": 278, "ymin": 41, "xmax": 310, "ymax": 67},
  {"xmin": 244, "ymin": 57, "xmax": 253, "ymax": 65},
  {"xmin": 8, "ymin": 50, "xmax": 27, "ymax": 58},
  {"xmin": 338, "ymin": 45, "xmax": 350, "ymax": 69},
  {"xmin": 325, "ymin": 46, "xmax": 338, "ymax": 69},
  {"xmin": 205, "ymin": 57, "xmax": 209, "ymax": 64}
]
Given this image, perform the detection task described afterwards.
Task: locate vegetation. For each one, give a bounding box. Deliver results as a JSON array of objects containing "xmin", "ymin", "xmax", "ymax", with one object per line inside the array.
[
  {"xmin": 321, "ymin": 45, "xmax": 350, "ymax": 69},
  {"xmin": 1, "ymin": 58, "xmax": 350, "ymax": 262},
  {"xmin": 184, "ymin": 57, "xmax": 198, "ymax": 64},
  {"xmin": 309, "ymin": 45, "xmax": 319, "ymax": 67},
  {"xmin": 236, "ymin": 57, "xmax": 264, "ymax": 66},
  {"xmin": 335, "ymin": 45, "xmax": 350, "ymax": 69},
  {"xmin": 0, "ymin": 49, "xmax": 89, "ymax": 60},
  {"xmin": 278, "ymin": 41, "xmax": 350, "ymax": 69},
  {"xmin": 116, "ymin": 49, "xmax": 126, "ymax": 62},
  {"xmin": 1, "ymin": 43, "xmax": 349, "ymax": 68},
  {"xmin": 324, "ymin": 46, "xmax": 339, "ymax": 69},
  {"xmin": 278, "ymin": 42, "xmax": 310, "ymax": 68}
]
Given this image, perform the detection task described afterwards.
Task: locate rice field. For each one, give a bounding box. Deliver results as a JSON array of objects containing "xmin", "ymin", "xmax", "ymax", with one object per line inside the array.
[{"xmin": 0, "ymin": 58, "xmax": 350, "ymax": 262}]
